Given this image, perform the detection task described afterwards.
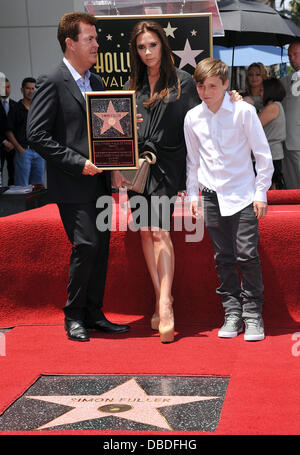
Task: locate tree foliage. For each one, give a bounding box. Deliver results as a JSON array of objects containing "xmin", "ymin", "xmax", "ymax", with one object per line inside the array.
[{"xmin": 281, "ymin": 0, "xmax": 300, "ymax": 27}]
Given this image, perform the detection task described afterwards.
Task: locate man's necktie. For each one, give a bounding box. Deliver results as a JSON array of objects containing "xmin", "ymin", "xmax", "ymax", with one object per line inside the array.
[{"xmin": 2, "ymin": 99, "xmax": 9, "ymax": 115}]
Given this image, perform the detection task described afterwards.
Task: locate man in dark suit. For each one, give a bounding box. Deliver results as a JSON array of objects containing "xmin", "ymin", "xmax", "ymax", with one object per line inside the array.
[
  {"xmin": 27, "ymin": 12, "xmax": 130, "ymax": 341},
  {"xmin": 0, "ymin": 78, "xmax": 16, "ymax": 186}
]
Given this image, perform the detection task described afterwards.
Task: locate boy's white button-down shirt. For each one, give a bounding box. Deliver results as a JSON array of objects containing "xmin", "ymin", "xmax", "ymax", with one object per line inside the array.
[{"xmin": 184, "ymin": 92, "xmax": 274, "ymax": 216}]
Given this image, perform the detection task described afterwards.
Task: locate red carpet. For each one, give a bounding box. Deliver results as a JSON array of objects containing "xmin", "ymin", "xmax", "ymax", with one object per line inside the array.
[
  {"xmin": 0, "ymin": 190, "xmax": 300, "ymax": 328},
  {"xmin": 0, "ymin": 324, "xmax": 299, "ymax": 435},
  {"xmin": 0, "ymin": 190, "xmax": 300, "ymax": 435}
]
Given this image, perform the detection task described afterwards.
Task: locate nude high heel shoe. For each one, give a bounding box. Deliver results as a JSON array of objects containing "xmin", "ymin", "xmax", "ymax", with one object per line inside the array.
[
  {"xmin": 151, "ymin": 314, "xmax": 160, "ymax": 331},
  {"xmin": 158, "ymin": 299, "xmax": 174, "ymax": 343},
  {"xmin": 158, "ymin": 321, "xmax": 174, "ymax": 343}
]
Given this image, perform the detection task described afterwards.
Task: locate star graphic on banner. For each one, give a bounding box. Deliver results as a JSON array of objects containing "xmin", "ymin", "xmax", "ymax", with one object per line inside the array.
[
  {"xmin": 26, "ymin": 378, "xmax": 219, "ymax": 430},
  {"xmin": 164, "ymin": 21, "xmax": 177, "ymax": 38},
  {"xmin": 106, "ymin": 34, "xmax": 112, "ymax": 40},
  {"xmin": 191, "ymin": 29, "xmax": 197, "ymax": 36},
  {"xmin": 94, "ymin": 101, "xmax": 128, "ymax": 135},
  {"xmin": 173, "ymin": 39, "xmax": 204, "ymax": 69}
]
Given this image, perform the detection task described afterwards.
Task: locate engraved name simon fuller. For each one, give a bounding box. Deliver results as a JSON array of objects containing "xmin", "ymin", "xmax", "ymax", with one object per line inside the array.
[{"xmin": 70, "ymin": 397, "xmax": 171, "ymax": 403}]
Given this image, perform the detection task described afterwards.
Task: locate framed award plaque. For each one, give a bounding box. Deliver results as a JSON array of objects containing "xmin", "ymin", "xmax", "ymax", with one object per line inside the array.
[{"xmin": 86, "ymin": 90, "xmax": 139, "ymax": 170}]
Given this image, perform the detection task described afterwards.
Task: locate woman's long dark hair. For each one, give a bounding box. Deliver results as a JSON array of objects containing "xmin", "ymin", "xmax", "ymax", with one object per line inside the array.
[
  {"xmin": 262, "ymin": 78, "xmax": 286, "ymax": 106},
  {"xmin": 128, "ymin": 20, "xmax": 180, "ymax": 108}
]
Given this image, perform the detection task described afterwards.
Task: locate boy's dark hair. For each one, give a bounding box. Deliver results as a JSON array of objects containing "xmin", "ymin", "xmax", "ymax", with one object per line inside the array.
[
  {"xmin": 22, "ymin": 77, "xmax": 36, "ymax": 88},
  {"xmin": 194, "ymin": 58, "xmax": 228, "ymax": 84},
  {"xmin": 262, "ymin": 78, "xmax": 286, "ymax": 106},
  {"xmin": 57, "ymin": 12, "xmax": 97, "ymax": 53}
]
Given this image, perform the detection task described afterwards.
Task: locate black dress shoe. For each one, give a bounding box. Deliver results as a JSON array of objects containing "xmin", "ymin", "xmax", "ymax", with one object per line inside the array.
[
  {"xmin": 86, "ymin": 313, "xmax": 130, "ymax": 334},
  {"xmin": 64, "ymin": 318, "xmax": 89, "ymax": 342}
]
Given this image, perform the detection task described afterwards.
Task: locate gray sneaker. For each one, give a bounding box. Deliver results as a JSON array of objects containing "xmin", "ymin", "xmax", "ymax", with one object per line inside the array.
[
  {"xmin": 244, "ymin": 317, "xmax": 265, "ymax": 341},
  {"xmin": 218, "ymin": 313, "xmax": 243, "ymax": 338}
]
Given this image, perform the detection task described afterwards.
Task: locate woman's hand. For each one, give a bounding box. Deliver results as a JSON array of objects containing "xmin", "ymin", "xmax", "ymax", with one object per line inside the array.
[
  {"xmin": 228, "ymin": 90, "xmax": 243, "ymax": 102},
  {"xmin": 136, "ymin": 110, "xmax": 143, "ymax": 129},
  {"xmin": 112, "ymin": 170, "xmax": 131, "ymax": 189}
]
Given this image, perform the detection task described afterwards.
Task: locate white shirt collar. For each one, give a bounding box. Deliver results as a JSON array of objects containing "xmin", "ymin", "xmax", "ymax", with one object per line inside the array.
[
  {"xmin": 202, "ymin": 91, "xmax": 233, "ymax": 115},
  {"xmin": 63, "ymin": 57, "xmax": 90, "ymax": 82}
]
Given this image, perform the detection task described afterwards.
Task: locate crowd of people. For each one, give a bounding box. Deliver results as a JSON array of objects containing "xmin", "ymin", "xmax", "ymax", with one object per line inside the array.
[
  {"xmin": 240, "ymin": 54, "xmax": 300, "ymax": 190},
  {"xmin": 0, "ymin": 77, "xmax": 45, "ymax": 187},
  {"xmin": 1, "ymin": 12, "xmax": 300, "ymax": 345}
]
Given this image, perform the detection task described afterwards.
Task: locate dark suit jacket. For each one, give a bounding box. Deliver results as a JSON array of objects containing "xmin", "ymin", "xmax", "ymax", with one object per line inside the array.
[
  {"xmin": 0, "ymin": 99, "xmax": 16, "ymax": 146},
  {"xmin": 27, "ymin": 61, "xmax": 111, "ymax": 203}
]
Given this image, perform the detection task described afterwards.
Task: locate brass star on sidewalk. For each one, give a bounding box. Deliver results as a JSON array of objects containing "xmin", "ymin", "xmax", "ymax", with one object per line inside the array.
[
  {"xmin": 94, "ymin": 100, "xmax": 128, "ymax": 135},
  {"xmin": 26, "ymin": 378, "xmax": 218, "ymax": 430}
]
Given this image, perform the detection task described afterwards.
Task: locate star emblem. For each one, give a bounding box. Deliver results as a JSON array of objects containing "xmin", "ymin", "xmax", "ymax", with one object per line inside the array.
[
  {"xmin": 94, "ymin": 101, "xmax": 128, "ymax": 135},
  {"xmin": 191, "ymin": 29, "xmax": 197, "ymax": 36},
  {"xmin": 26, "ymin": 378, "xmax": 219, "ymax": 430},
  {"xmin": 106, "ymin": 34, "xmax": 112, "ymax": 41},
  {"xmin": 164, "ymin": 21, "xmax": 177, "ymax": 38},
  {"xmin": 173, "ymin": 39, "xmax": 204, "ymax": 69}
]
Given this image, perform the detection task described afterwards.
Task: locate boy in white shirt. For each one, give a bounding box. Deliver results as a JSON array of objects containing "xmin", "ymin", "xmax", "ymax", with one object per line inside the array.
[{"xmin": 184, "ymin": 58, "xmax": 273, "ymax": 341}]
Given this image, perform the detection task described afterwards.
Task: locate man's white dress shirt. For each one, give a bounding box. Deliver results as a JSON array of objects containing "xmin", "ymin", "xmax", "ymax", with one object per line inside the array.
[
  {"xmin": 184, "ymin": 92, "xmax": 273, "ymax": 216},
  {"xmin": 63, "ymin": 57, "xmax": 92, "ymax": 98}
]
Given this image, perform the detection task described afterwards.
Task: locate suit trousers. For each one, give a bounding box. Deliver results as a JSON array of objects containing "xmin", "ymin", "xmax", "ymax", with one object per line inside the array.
[
  {"xmin": 282, "ymin": 147, "xmax": 300, "ymax": 189},
  {"xmin": 58, "ymin": 200, "xmax": 111, "ymax": 322},
  {"xmin": 0, "ymin": 148, "xmax": 15, "ymax": 186},
  {"xmin": 203, "ymin": 192, "xmax": 264, "ymax": 319}
]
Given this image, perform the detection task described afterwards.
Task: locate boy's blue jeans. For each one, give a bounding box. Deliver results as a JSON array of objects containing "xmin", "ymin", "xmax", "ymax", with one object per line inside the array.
[
  {"xmin": 14, "ymin": 147, "xmax": 45, "ymax": 186},
  {"xmin": 202, "ymin": 191, "xmax": 264, "ymax": 319}
]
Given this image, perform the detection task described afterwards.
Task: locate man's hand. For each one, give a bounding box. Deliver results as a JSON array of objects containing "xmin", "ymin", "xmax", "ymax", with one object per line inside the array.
[
  {"xmin": 112, "ymin": 170, "xmax": 130, "ymax": 189},
  {"xmin": 253, "ymin": 201, "xmax": 268, "ymax": 219},
  {"xmin": 82, "ymin": 159, "xmax": 103, "ymax": 175},
  {"xmin": 228, "ymin": 90, "xmax": 243, "ymax": 102},
  {"xmin": 190, "ymin": 200, "xmax": 200, "ymax": 219},
  {"xmin": 2, "ymin": 140, "xmax": 14, "ymax": 152},
  {"xmin": 17, "ymin": 146, "xmax": 26, "ymax": 154}
]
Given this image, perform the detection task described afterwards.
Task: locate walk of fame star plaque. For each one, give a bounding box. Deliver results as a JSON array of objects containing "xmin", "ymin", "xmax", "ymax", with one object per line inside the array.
[
  {"xmin": 0, "ymin": 375, "xmax": 229, "ymax": 432},
  {"xmin": 86, "ymin": 90, "xmax": 139, "ymax": 170}
]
